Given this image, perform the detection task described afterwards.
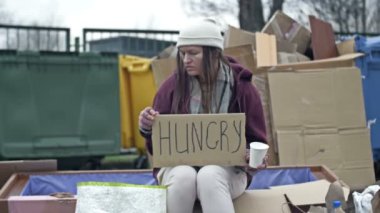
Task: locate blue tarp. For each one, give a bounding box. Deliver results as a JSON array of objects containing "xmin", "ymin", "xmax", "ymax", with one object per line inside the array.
[
  {"xmin": 22, "ymin": 172, "xmax": 156, "ymax": 196},
  {"xmin": 247, "ymin": 168, "xmax": 317, "ymax": 189},
  {"xmin": 22, "ymin": 168, "xmax": 317, "ymax": 196}
]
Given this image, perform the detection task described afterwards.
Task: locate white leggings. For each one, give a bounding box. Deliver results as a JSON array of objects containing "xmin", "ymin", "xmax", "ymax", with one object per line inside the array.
[{"xmin": 158, "ymin": 165, "xmax": 247, "ymax": 213}]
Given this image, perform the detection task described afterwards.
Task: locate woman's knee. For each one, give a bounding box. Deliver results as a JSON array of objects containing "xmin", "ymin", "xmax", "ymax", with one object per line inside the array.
[
  {"xmin": 197, "ymin": 165, "xmax": 227, "ymax": 188},
  {"xmin": 167, "ymin": 166, "xmax": 197, "ymax": 188}
]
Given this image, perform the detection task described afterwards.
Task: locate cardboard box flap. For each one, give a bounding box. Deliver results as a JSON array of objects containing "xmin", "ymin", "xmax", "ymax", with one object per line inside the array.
[
  {"xmin": 224, "ymin": 45, "xmax": 256, "ymax": 72},
  {"xmin": 337, "ymin": 39, "xmax": 355, "ymax": 55},
  {"xmin": 268, "ymin": 71, "xmax": 337, "ymax": 129},
  {"xmin": 270, "ymin": 179, "xmax": 349, "ymax": 206},
  {"xmin": 262, "ymin": 10, "xmax": 311, "ymax": 54},
  {"xmin": 276, "ymin": 128, "xmax": 375, "ymax": 189},
  {"xmin": 224, "ymin": 25, "xmax": 256, "ymax": 48},
  {"xmin": 223, "ymin": 26, "xmax": 277, "ymax": 68},
  {"xmin": 233, "ymin": 190, "xmax": 291, "ymax": 213},
  {"xmin": 277, "ymin": 39, "xmax": 297, "ymax": 53},
  {"xmin": 255, "ymin": 33, "xmax": 277, "ymax": 67},
  {"xmin": 258, "ymin": 53, "xmax": 363, "ymax": 71},
  {"xmin": 267, "ymin": 67, "xmax": 366, "ymax": 130},
  {"xmin": 309, "ymin": 15, "xmax": 339, "ymax": 60}
]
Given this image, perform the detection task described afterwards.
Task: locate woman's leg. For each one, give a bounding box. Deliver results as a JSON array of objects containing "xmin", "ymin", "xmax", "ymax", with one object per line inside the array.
[
  {"xmin": 159, "ymin": 166, "xmax": 197, "ymax": 213},
  {"xmin": 197, "ymin": 165, "xmax": 247, "ymax": 213}
]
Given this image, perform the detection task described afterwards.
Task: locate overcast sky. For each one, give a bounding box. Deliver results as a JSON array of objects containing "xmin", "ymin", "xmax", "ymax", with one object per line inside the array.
[{"xmin": 3, "ymin": 0, "xmax": 239, "ymax": 38}]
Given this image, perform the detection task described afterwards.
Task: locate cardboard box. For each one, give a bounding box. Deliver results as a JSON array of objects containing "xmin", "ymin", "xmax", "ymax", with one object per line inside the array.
[
  {"xmin": 266, "ymin": 67, "xmax": 375, "ymax": 189},
  {"xmin": 253, "ymin": 52, "xmax": 362, "ymax": 159},
  {"xmin": 223, "ymin": 45, "xmax": 256, "ymax": 72},
  {"xmin": 0, "ymin": 166, "xmax": 347, "ymax": 213},
  {"xmin": 268, "ymin": 67, "xmax": 366, "ymax": 130},
  {"xmin": 0, "ymin": 160, "xmax": 57, "ymax": 189},
  {"xmin": 232, "ymin": 27, "xmax": 374, "ymax": 188},
  {"xmin": 262, "ymin": 10, "xmax": 311, "ymax": 54},
  {"xmin": 151, "ymin": 57, "xmax": 176, "ymax": 89},
  {"xmin": 150, "ymin": 45, "xmax": 177, "ymax": 89},
  {"xmin": 224, "ymin": 26, "xmax": 277, "ymax": 68},
  {"xmin": 234, "ymin": 165, "xmax": 350, "ymax": 212}
]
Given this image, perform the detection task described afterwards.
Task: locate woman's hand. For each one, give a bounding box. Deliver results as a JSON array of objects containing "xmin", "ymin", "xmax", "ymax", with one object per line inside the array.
[
  {"xmin": 138, "ymin": 107, "xmax": 159, "ymax": 131},
  {"xmin": 244, "ymin": 149, "xmax": 268, "ymax": 173}
]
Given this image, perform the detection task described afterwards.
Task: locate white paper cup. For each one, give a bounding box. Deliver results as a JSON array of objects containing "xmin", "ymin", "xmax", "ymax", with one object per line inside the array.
[{"xmin": 249, "ymin": 142, "xmax": 269, "ymax": 168}]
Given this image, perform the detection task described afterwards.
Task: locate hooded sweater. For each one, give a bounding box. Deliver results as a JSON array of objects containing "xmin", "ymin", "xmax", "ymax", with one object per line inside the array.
[{"xmin": 141, "ymin": 56, "xmax": 267, "ymax": 183}]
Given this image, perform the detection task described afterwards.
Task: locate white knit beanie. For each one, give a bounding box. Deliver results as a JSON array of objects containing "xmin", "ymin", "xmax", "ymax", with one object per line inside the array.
[{"xmin": 176, "ymin": 18, "xmax": 224, "ymax": 50}]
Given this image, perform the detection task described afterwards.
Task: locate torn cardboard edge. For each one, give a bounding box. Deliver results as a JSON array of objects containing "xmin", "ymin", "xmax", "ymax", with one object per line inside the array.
[
  {"xmin": 234, "ymin": 165, "xmax": 350, "ymax": 213},
  {"xmin": 257, "ymin": 53, "xmax": 363, "ymax": 73}
]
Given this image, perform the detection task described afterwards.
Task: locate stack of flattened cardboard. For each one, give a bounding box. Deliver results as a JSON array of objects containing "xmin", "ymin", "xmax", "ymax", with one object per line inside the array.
[
  {"xmin": 224, "ymin": 12, "xmax": 375, "ymax": 190},
  {"xmin": 265, "ymin": 12, "xmax": 375, "ymax": 190},
  {"xmin": 268, "ymin": 65, "xmax": 374, "ymax": 190}
]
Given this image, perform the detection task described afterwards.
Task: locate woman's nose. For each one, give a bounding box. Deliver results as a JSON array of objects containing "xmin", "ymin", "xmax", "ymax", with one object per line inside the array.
[{"xmin": 183, "ymin": 54, "xmax": 192, "ymax": 63}]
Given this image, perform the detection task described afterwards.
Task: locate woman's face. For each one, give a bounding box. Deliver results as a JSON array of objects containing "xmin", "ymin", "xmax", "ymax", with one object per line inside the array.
[{"xmin": 179, "ymin": 46, "xmax": 203, "ymax": 76}]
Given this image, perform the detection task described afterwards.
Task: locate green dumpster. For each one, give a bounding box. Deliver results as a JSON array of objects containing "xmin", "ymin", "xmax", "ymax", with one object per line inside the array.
[{"xmin": 0, "ymin": 51, "xmax": 120, "ymax": 159}]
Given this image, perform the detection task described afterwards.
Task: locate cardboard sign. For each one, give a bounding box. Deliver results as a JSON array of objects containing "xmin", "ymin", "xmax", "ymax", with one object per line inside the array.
[{"xmin": 152, "ymin": 113, "xmax": 246, "ymax": 167}]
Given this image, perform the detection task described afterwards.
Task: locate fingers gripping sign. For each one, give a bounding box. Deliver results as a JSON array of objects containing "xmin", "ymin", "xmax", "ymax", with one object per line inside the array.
[{"xmin": 139, "ymin": 107, "xmax": 159, "ymax": 131}]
